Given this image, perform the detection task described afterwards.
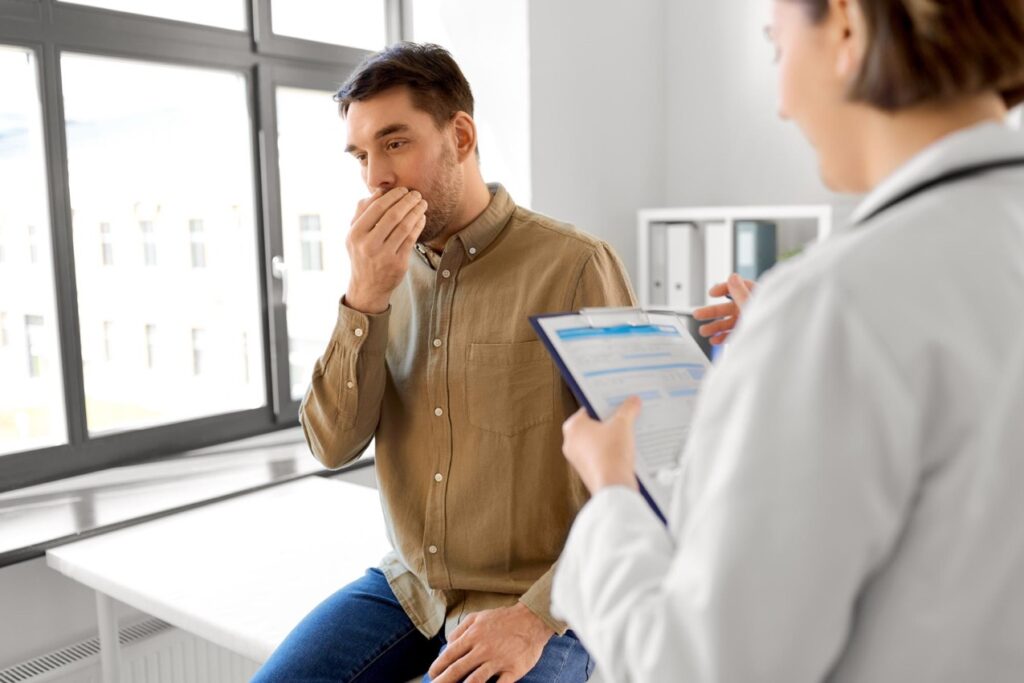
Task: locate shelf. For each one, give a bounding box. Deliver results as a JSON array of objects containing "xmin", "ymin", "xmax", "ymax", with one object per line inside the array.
[{"xmin": 637, "ymin": 204, "xmax": 832, "ymax": 309}]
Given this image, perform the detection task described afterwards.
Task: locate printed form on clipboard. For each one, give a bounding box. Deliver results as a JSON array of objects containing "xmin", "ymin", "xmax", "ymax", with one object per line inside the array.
[{"xmin": 530, "ymin": 308, "xmax": 711, "ymax": 521}]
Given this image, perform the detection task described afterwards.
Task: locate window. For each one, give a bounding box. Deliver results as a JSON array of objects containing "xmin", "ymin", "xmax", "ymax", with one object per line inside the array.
[
  {"xmin": 27, "ymin": 225, "xmax": 39, "ymax": 264},
  {"xmin": 271, "ymin": 0, "xmax": 386, "ymax": 50},
  {"xmin": 102, "ymin": 320, "xmax": 114, "ymax": 362},
  {"xmin": 191, "ymin": 328, "xmax": 205, "ymax": 376},
  {"xmin": 299, "ymin": 214, "xmax": 324, "ymax": 271},
  {"xmin": 100, "ymin": 222, "xmax": 114, "ymax": 266},
  {"xmin": 0, "ymin": 46, "xmax": 67, "ymax": 458},
  {"xmin": 25, "ymin": 315, "xmax": 44, "ymax": 378},
  {"xmin": 64, "ymin": 54, "xmax": 266, "ymax": 434},
  {"xmin": 241, "ymin": 332, "xmax": 250, "ymax": 384},
  {"xmin": 140, "ymin": 220, "xmax": 157, "ymax": 266},
  {"xmin": 61, "ymin": 0, "xmax": 246, "ymax": 31},
  {"xmin": 0, "ymin": 1, "xmax": 399, "ymax": 489},
  {"xmin": 275, "ymin": 86, "xmax": 364, "ymax": 400},
  {"xmin": 145, "ymin": 324, "xmax": 157, "ymax": 369},
  {"xmin": 189, "ymin": 219, "xmax": 206, "ymax": 268}
]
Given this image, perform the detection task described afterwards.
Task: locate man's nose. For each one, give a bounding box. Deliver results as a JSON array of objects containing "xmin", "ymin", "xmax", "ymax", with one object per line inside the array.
[{"xmin": 366, "ymin": 156, "xmax": 397, "ymax": 192}]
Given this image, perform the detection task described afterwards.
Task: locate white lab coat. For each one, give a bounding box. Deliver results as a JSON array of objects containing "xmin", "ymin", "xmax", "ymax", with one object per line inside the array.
[{"xmin": 552, "ymin": 121, "xmax": 1024, "ymax": 682}]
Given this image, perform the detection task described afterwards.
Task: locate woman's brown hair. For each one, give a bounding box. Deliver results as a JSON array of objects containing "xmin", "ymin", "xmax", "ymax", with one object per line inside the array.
[{"xmin": 790, "ymin": 0, "xmax": 1024, "ymax": 110}]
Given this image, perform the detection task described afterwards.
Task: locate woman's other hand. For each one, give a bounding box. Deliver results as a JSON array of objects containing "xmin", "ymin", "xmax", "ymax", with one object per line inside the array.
[{"xmin": 692, "ymin": 273, "xmax": 755, "ymax": 345}]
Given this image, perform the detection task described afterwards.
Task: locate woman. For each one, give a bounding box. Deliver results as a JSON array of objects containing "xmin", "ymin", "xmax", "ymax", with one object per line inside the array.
[{"xmin": 552, "ymin": 1, "xmax": 1024, "ymax": 681}]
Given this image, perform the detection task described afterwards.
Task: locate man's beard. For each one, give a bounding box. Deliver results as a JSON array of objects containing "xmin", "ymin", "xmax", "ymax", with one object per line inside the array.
[{"xmin": 417, "ymin": 144, "xmax": 462, "ymax": 245}]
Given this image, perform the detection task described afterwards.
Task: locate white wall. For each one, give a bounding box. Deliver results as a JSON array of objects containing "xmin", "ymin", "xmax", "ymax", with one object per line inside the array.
[
  {"xmin": 409, "ymin": 0, "xmax": 532, "ymax": 207},
  {"xmin": 528, "ymin": 0, "xmax": 668, "ymax": 283},
  {"xmin": 664, "ymin": 0, "xmax": 857, "ymax": 225},
  {"xmin": 412, "ymin": 0, "xmax": 859, "ymax": 287},
  {"xmin": 0, "ymin": 557, "xmax": 146, "ymax": 668}
]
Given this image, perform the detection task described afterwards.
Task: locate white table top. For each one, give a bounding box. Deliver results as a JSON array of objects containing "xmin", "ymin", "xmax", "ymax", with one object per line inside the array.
[{"xmin": 46, "ymin": 476, "xmax": 392, "ymax": 663}]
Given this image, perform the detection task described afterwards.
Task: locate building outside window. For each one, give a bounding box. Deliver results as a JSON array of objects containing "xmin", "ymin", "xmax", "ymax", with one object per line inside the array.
[
  {"xmin": 140, "ymin": 220, "xmax": 157, "ymax": 266},
  {"xmin": 189, "ymin": 219, "xmax": 206, "ymax": 268},
  {"xmin": 100, "ymin": 222, "xmax": 114, "ymax": 266},
  {"xmin": 102, "ymin": 320, "xmax": 114, "ymax": 362},
  {"xmin": 145, "ymin": 323, "xmax": 157, "ymax": 369},
  {"xmin": 0, "ymin": 0, "xmax": 397, "ymax": 486},
  {"xmin": 27, "ymin": 225, "xmax": 39, "ymax": 264},
  {"xmin": 25, "ymin": 315, "xmax": 44, "ymax": 378},
  {"xmin": 299, "ymin": 214, "xmax": 323, "ymax": 271},
  {"xmin": 191, "ymin": 328, "xmax": 205, "ymax": 376}
]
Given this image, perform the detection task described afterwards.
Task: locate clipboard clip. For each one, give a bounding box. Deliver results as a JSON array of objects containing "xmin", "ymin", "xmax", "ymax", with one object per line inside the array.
[{"xmin": 579, "ymin": 307, "xmax": 654, "ymax": 329}]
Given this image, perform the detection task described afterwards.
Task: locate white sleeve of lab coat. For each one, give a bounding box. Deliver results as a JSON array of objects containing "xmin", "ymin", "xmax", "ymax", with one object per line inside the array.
[{"xmin": 552, "ymin": 277, "xmax": 920, "ymax": 683}]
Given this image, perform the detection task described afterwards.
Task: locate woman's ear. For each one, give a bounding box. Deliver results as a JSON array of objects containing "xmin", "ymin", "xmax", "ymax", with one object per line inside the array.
[
  {"xmin": 832, "ymin": 0, "xmax": 867, "ymax": 81},
  {"xmin": 451, "ymin": 111, "xmax": 477, "ymax": 162}
]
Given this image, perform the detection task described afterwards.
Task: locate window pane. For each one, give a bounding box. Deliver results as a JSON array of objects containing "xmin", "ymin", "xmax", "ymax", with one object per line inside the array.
[
  {"xmin": 61, "ymin": 0, "xmax": 245, "ymax": 31},
  {"xmin": 271, "ymin": 0, "xmax": 386, "ymax": 50},
  {"xmin": 62, "ymin": 54, "xmax": 265, "ymax": 435},
  {"xmin": 276, "ymin": 86, "xmax": 365, "ymax": 400},
  {"xmin": 0, "ymin": 46, "xmax": 68, "ymax": 456}
]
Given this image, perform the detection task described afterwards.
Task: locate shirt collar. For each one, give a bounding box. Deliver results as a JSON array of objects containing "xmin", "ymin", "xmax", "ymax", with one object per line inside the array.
[
  {"xmin": 850, "ymin": 121, "xmax": 1024, "ymax": 226},
  {"xmin": 453, "ymin": 183, "xmax": 516, "ymax": 261}
]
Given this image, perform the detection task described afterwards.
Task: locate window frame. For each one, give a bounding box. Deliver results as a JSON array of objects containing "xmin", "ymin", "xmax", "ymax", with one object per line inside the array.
[{"xmin": 0, "ymin": 0, "xmax": 403, "ymax": 492}]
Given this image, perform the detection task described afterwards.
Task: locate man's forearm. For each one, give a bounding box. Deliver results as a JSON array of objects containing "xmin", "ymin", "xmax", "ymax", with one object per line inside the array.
[{"xmin": 300, "ymin": 300, "xmax": 389, "ymax": 468}]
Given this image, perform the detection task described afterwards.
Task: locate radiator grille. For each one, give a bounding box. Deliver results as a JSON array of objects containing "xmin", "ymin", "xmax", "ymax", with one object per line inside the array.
[{"xmin": 0, "ymin": 617, "xmax": 171, "ymax": 682}]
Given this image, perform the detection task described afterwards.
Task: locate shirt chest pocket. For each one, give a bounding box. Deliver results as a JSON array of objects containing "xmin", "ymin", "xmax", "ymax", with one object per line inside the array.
[{"xmin": 466, "ymin": 341, "xmax": 555, "ymax": 436}]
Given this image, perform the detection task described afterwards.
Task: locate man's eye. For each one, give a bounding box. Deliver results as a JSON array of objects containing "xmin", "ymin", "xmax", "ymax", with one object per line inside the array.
[{"xmin": 386, "ymin": 140, "xmax": 405, "ymax": 151}]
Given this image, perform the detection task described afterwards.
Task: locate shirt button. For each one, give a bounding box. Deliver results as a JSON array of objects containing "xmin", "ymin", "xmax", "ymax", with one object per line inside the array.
[
  {"xmin": 441, "ymin": 269, "xmax": 451, "ymax": 278},
  {"xmin": 432, "ymin": 338, "xmax": 442, "ymax": 348},
  {"xmin": 434, "ymin": 407, "xmax": 443, "ymax": 417},
  {"xmin": 434, "ymin": 473, "xmax": 443, "ymax": 482},
  {"xmin": 428, "ymin": 545, "xmax": 438, "ymax": 554},
  {"xmin": 354, "ymin": 328, "xmax": 364, "ymax": 337},
  {"xmin": 468, "ymin": 247, "xmax": 477, "ymax": 255},
  {"xmin": 346, "ymin": 381, "xmax": 354, "ymax": 389}
]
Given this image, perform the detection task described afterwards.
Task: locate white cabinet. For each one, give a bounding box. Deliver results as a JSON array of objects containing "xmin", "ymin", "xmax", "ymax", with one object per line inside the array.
[{"xmin": 637, "ymin": 205, "xmax": 832, "ymax": 311}]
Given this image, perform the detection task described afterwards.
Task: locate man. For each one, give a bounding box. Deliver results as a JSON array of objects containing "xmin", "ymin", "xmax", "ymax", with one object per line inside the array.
[{"xmin": 253, "ymin": 43, "xmax": 634, "ymax": 682}]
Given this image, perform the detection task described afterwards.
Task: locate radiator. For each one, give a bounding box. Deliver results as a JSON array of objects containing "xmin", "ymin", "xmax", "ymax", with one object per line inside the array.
[{"xmin": 0, "ymin": 618, "xmax": 260, "ymax": 683}]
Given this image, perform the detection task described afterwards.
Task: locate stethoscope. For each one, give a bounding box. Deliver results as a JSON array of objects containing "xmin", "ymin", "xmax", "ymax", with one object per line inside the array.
[{"xmin": 857, "ymin": 157, "xmax": 1024, "ymax": 225}]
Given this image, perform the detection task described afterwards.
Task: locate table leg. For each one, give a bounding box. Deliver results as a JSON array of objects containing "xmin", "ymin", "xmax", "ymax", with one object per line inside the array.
[{"xmin": 95, "ymin": 591, "xmax": 122, "ymax": 683}]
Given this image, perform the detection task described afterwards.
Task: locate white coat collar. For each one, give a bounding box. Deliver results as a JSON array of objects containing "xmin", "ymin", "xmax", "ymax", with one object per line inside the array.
[{"xmin": 850, "ymin": 121, "xmax": 1024, "ymax": 226}]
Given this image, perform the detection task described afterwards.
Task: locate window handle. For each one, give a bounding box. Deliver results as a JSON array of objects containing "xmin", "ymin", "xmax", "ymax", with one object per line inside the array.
[{"xmin": 271, "ymin": 255, "xmax": 288, "ymax": 306}]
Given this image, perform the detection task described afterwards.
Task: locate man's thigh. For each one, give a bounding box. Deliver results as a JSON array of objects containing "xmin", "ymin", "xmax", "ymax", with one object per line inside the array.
[
  {"xmin": 423, "ymin": 631, "xmax": 594, "ymax": 683},
  {"xmin": 253, "ymin": 567, "xmax": 442, "ymax": 683}
]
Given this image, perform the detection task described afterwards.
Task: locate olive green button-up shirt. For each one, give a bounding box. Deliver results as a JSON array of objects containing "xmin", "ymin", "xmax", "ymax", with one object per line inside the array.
[{"xmin": 299, "ymin": 184, "xmax": 635, "ymax": 637}]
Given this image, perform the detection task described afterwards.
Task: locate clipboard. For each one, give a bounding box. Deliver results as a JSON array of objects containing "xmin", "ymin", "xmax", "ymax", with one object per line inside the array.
[{"xmin": 530, "ymin": 307, "xmax": 711, "ymax": 523}]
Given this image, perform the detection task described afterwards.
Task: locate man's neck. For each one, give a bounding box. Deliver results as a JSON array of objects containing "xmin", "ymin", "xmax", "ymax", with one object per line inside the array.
[{"xmin": 424, "ymin": 176, "xmax": 492, "ymax": 252}]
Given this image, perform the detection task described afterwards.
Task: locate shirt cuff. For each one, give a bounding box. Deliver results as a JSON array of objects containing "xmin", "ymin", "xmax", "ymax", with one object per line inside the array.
[
  {"xmin": 519, "ymin": 567, "xmax": 569, "ymax": 636},
  {"xmin": 336, "ymin": 297, "xmax": 390, "ymax": 355}
]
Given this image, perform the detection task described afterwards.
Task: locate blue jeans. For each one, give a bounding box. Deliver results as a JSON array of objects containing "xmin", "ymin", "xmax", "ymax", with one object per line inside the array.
[{"xmin": 252, "ymin": 568, "xmax": 594, "ymax": 682}]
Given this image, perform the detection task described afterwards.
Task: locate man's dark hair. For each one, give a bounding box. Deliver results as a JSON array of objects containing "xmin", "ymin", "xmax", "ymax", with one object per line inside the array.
[{"xmin": 334, "ymin": 42, "xmax": 475, "ymax": 129}]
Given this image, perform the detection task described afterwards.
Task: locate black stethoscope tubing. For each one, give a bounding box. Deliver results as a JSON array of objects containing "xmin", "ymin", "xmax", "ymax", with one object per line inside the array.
[{"xmin": 857, "ymin": 157, "xmax": 1024, "ymax": 225}]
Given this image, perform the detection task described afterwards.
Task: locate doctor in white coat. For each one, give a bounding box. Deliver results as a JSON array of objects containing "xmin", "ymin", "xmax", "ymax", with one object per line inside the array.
[{"xmin": 552, "ymin": 0, "xmax": 1024, "ymax": 681}]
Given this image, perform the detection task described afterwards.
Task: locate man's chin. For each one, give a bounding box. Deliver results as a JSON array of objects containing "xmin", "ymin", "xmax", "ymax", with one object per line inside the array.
[{"xmin": 418, "ymin": 220, "xmax": 449, "ymax": 246}]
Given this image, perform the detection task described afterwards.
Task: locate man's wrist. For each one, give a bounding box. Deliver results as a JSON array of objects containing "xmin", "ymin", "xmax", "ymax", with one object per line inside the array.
[
  {"xmin": 344, "ymin": 288, "xmax": 389, "ymax": 315},
  {"xmin": 513, "ymin": 601, "xmax": 555, "ymax": 637}
]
